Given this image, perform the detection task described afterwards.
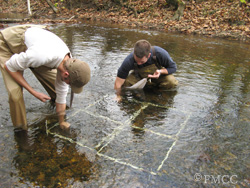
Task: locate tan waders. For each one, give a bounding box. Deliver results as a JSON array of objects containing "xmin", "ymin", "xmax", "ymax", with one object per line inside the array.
[
  {"xmin": 123, "ymin": 64, "xmax": 178, "ymax": 89},
  {"xmin": 0, "ymin": 25, "xmax": 57, "ymax": 130}
]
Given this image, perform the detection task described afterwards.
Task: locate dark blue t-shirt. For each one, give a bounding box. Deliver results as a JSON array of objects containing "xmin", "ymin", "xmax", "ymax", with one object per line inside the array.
[{"xmin": 117, "ymin": 46, "xmax": 177, "ymax": 79}]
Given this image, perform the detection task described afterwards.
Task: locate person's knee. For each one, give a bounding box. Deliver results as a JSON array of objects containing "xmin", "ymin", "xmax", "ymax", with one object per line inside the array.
[
  {"xmin": 9, "ymin": 87, "xmax": 23, "ymax": 102},
  {"xmin": 168, "ymin": 75, "xmax": 178, "ymax": 85},
  {"xmin": 159, "ymin": 75, "xmax": 178, "ymax": 88}
]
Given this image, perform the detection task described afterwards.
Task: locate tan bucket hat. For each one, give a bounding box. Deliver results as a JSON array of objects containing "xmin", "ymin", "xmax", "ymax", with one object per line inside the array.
[{"xmin": 64, "ymin": 58, "xmax": 91, "ymax": 93}]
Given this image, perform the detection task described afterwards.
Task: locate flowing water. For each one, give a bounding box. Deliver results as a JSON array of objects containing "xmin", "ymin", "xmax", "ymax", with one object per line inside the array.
[{"xmin": 0, "ymin": 23, "xmax": 250, "ymax": 187}]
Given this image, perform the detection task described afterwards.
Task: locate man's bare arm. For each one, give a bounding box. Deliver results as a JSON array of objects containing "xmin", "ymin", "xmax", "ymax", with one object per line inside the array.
[
  {"xmin": 114, "ymin": 77, "xmax": 125, "ymax": 102},
  {"xmin": 114, "ymin": 77, "xmax": 125, "ymax": 90},
  {"xmin": 4, "ymin": 64, "xmax": 51, "ymax": 102},
  {"xmin": 56, "ymin": 102, "xmax": 70, "ymax": 129}
]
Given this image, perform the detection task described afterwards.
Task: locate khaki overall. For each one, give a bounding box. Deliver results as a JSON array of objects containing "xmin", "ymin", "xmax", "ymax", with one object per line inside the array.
[
  {"xmin": 0, "ymin": 25, "xmax": 57, "ymax": 130},
  {"xmin": 124, "ymin": 50, "xmax": 178, "ymax": 89}
]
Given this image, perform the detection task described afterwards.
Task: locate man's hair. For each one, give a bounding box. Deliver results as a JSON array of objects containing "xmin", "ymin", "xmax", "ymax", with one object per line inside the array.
[{"xmin": 134, "ymin": 40, "xmax": 151, "ymax": 58}]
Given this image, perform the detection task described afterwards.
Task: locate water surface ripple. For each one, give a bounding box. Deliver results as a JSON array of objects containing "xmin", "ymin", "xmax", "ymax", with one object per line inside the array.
[{"xmin": 0, "ymin": 23, "xmax": 250, "ymax": 187}]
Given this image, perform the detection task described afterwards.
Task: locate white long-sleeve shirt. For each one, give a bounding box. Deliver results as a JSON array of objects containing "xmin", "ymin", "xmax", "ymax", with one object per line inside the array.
[{"xmin": 5, "ymin": 27, "xmax": 70, "ymax": 104}]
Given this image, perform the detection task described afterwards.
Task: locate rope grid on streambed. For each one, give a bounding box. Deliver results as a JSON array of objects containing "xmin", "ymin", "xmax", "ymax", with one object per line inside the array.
[{"xmin": 45, "ymin": 94, "xmax": 191, "ymax": 176}]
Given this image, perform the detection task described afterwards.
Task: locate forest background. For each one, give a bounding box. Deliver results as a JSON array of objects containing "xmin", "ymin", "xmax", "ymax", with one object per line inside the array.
[{"xmin": 0, "ymin": 0, "xmax": 250, "ymax": 42}]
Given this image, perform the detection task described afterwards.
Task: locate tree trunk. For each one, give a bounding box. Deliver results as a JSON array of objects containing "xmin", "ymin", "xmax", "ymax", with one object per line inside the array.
[
  {"xmin": 171, "ymin": 0, "xmax": 186, "ymax": 21},
  {"xmin": 27, "ymin": 0, "xmax": 32, "ymax": 15},
  {"xmin": 45, "ymin": 0, "xmax": 58, "ymax": 13}
]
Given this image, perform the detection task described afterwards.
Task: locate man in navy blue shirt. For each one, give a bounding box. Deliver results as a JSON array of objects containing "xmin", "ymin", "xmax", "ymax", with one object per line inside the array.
[{"xmin": 114, "ymin": 40, "xmax": 178, "ymax": 92}]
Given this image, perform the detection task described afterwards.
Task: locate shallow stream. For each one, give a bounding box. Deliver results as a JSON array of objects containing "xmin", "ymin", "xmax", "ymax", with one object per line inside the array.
[{"xmin": 0, "ymin": 23, "xmax": 250, "ymax": 187}]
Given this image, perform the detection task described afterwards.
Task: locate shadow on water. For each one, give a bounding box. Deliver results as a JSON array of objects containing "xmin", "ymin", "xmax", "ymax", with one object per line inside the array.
[
  {"xmin": 0, "ymin": 23, "xmax": 250, "ymax": 187},
  {"xmin": 119, "ymin": 88, "xmax": 177, "ymax": 133}
]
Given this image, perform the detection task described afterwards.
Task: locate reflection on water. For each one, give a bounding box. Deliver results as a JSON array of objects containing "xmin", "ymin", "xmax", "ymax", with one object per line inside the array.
[
  {"xmin": 120, "ymin": 88, "xmax": 177, "ymax": 132},
  {"xmin": 0, "ymin": 23, "xmax": 250, "ymax": 187},
  {"xmin": 13, "ymin": 120, "xmax": 96, "ymax": 187}
]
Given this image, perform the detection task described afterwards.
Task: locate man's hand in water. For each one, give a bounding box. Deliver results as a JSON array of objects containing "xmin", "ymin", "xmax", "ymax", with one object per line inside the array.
[
  {"xmin": 60, "ymin": 121, "xmax": 70, "ymax": 130},
  {"xmin": 115, "ymin": 94, "xmax": 122, "ymax": 102},
  {"xmin": 114, "ymin": 87, "xmax": 122, "ymax": 103}
]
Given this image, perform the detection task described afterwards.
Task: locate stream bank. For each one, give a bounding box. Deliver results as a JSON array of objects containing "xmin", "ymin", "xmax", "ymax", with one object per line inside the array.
[{"xmin": 1, "ymin": 0, "xmax": 250, "ymax": 42}]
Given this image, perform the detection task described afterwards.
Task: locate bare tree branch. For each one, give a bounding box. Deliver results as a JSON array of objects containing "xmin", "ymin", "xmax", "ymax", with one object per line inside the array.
[{"xmin": 27, "ymin": 0, "xmax": 32, "ymax": 15}]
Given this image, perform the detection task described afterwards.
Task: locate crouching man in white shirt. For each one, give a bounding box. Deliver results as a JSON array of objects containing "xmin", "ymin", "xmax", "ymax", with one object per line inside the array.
[{"xmin": 0, "ymin": 24, "xmax": 90, "ymax": 130}]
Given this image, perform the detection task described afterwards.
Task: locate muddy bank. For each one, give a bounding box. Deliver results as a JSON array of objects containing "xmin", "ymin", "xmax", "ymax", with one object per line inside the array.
[{"xmin": 0, "ymin": 0, "xmax": 250, "ymax": 42}]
